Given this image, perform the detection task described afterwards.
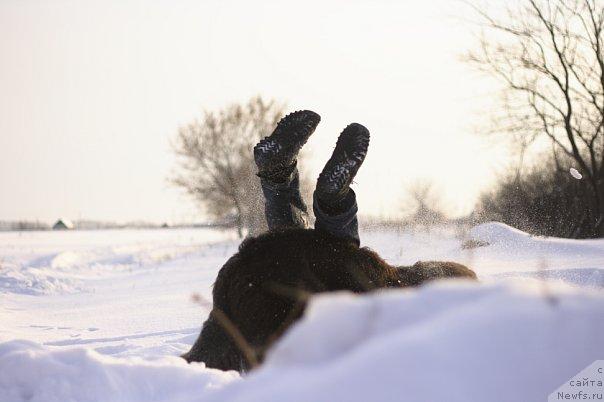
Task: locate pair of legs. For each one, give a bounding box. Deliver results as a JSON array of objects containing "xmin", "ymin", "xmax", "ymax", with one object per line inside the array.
[
  {"xmin": 259, "ymin": 164, "xmax": 360, "ymax": 244},
  {"xmin": 254, "ymin": 111, "xmax": 369, "ymax": 246}
]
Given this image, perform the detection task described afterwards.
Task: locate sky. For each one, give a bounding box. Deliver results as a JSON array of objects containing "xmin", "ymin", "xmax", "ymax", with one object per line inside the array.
[{"xmin": 0, "ymin": 0, "xmax": 510, "ymax": 223}]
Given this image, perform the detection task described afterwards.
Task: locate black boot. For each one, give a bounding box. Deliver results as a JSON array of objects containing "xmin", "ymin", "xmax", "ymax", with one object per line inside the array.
[
  {"xmin": 315, "ymin": 123, "xmax": 370, "ymax": 212},
  {"xmin": 254, "ymin": 110, "xmax": 320, "ymax": 182}
]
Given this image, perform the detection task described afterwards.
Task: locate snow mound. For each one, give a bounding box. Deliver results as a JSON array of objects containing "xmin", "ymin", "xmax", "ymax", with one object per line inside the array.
[
  {"xmin": 0, "ymin": 340, "xmax": 239, "ymax": 402},
  {"xmin": 0, "ymin": 265, "xmax": 81, "ymax": 295},
  {"xmin": 1, "ymin": 281, "xmax": 603, "ymax": 402},
  {"xmin": 0, "ymin": 228, "xmax": 237, "ymax": 296},
  {"xmin": 205, "ymin": 281, "xmax": 604, "ymax": 402},
  {"xmin": 463, "ymin": 222, "xmax": 604, "ymax": 281},
  {"xmin": 469, "ymin": 221, "xmax": 531, "ymax": 244}
]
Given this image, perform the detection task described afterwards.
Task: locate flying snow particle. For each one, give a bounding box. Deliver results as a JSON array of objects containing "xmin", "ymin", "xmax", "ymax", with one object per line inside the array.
[{"xmin": 570, "ymin": 168, "xmax": 582, "ymax": 180}]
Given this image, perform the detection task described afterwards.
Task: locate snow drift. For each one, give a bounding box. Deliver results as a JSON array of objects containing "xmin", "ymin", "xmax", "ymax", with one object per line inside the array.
[
  {"xmin": 465, "ymin": 222, "xmax": 604, "ymax": 288},
  {"xmin": 1, "ymin": 225, "xmax": 603, "ymax": 402},
  {"xmin": 204, "ymin": 280, "xmax": 604, "ymax": 402},
  {"xmin": 2, "ymin": 280, "xmax": 603, "ymax": 402},
  {"xmin": 0, "ymin": 340, "xmax": 239, "ymax": 402}
]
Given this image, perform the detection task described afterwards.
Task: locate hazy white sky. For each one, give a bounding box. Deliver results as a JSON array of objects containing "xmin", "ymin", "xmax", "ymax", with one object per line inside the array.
[{"xmin": 0, "ymin": 0, "xmax": 509, "ymax": 223}]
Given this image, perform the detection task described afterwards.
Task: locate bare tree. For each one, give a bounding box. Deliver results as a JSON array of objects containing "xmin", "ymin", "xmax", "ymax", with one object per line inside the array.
[
  {"xmin": 171, "ymin": 96, "xmax": 286, "ymax": 237},
  {"xmin": 466, "ymin": 0, "xmax": 604, "ymax": 237}
]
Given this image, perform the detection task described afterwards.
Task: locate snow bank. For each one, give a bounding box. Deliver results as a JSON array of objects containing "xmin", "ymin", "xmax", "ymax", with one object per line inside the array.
[
  {"xmin": 0, "ymin": 228, "xmax": 237, "ymax": 296},
  {"xmin": 3, "ymin": 281, "xmax": 601, "ymax": 402},
  {"xmin": 205, "ymin": 281, "xmax": 604, "ymax": 402},
  {"xmin": 469, "ymin": 221, "xmax": 531, "ymax": 244},
  {"xmin": 2, "ymin": 227, "xmax": 603, "ymax": 402},
  {"xmin": 0, "ymin": 340, "xmax": 239, "ymax": 402},
  {"xmin": 465, "ymin": 223, "xmax": 604, "ymax": 284}
]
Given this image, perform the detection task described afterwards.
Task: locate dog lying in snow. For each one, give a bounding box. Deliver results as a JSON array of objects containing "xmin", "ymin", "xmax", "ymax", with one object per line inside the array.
[
  {"xmin": 182, "ymin": 228, "xmax": 476, "ymax": 372},
  {"xmin": 182, "ymin": 111, "xmax": 476, "ymax": 372}
]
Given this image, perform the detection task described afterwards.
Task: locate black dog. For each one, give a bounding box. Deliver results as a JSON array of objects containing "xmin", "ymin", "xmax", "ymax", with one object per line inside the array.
[{"xmin": 183, "ymin": 228, "xmax": 476, "ymax": 372}]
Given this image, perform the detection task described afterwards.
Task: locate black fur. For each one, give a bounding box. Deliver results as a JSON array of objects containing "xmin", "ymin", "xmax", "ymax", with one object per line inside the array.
[{"xmin": 183, "ymin": 228, "xmax": 476, "ymax": 372}]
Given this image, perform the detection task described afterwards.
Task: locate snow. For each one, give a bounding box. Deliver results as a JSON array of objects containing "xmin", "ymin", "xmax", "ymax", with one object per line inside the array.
[
  {"xmin": 1, "ymin": 224, "xmax": 603, "ymax": 402},
  {"xmin": 469, "ymin": 220, "xmax": 531, "ymax": 244},
  {"xmin": 204, "ymin": 283, "xmax": 604, "ymax": 402},
  {"xmin": 0, "ymin": 340, "xmax": 239, "ymax": 402}
]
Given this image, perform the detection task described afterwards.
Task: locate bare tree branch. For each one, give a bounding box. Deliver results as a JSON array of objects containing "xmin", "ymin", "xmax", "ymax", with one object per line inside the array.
[
  {"xmin": 466, "ymin": 0, "xmax": 604, "ymax": 237},
  {"xmin": 170, "ymin": 96, "xmax": 287, "ymax": 237}
]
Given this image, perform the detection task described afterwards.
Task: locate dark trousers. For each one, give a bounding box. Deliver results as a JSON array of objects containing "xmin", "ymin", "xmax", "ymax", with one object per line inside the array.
[{"xmin": 260, "ymin": 167, "xmax": 360, "ymax": 245}]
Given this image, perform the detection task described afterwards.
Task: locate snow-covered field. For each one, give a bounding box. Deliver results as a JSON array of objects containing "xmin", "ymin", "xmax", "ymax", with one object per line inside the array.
[{"xmin": 1, "ymin": 223, "xmax": 603, "ymax": 402}]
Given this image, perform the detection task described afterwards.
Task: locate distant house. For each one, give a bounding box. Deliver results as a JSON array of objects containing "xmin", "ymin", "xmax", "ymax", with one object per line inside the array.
[{"xmin": 52, "ymin": 219, "xmax": 74, "ymax": 230}]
